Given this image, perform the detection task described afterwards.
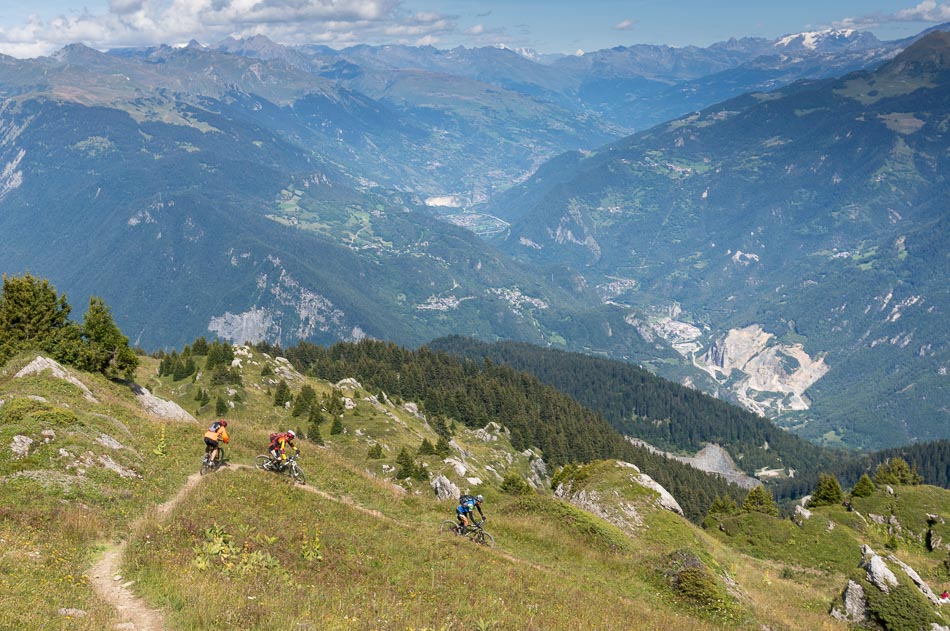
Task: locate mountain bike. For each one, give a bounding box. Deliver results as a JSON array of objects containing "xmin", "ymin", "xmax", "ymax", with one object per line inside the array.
[
  {"xmin": 200, "ymin": 446, "xmax": 226, "ymax": 475},
  {"xmin": 439, "ymin": 518, "xmax": 494, "ymax": 547},
  {"xmin": 255, "ymin": 452, "xmax": 306, "ymax": 485}
]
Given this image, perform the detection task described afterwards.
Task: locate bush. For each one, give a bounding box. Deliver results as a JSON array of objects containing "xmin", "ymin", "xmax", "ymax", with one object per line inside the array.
[
  {"xmin": 662, "ymin": 550, "xmax": 728, "ymax": 608},
  {"xmin": 500, "ymin": 472, "xmax": 532, "ymax": 495},
  {"xmin": 864, "ymin": 581, "xmax": 938, "ymax": 631}
]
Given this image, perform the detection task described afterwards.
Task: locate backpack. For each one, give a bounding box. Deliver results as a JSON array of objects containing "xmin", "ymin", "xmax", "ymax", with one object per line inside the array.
[
  {"xmin": 268, "ymin": 432, "xmax": 280, "ymax": 449},
  {"xmin": 459, "ymin": 494, "xmax": 476, "ymax": 506},
  {"xmin": 209, "ymin": 421, "xmax": 222, "ymax": 432}
]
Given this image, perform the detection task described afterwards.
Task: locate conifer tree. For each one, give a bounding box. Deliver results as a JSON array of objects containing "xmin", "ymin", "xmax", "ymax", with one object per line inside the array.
[
  {"xmin": 435, "ymin": 435, "xmax": 452, "ymax": 456},
  {"xmin": 308, "ymin": 406, "xmax": 326, "ymax": 426},
  {"xmin": 292, "ymin": 385, "xmax": 317, "ymax": 417},
  {"xmin": 851, "ymin": 473, "xmax": 876, "ymax": 498},
  {"xmin": 309, "ymin": 423, "xmax": 325, "ymax": 446},
  {"xmin": 79, "ymin": 296, "xmax": 139, "ymax": 380},
  {"xmin": 741, "ymin": 485, "xmax": 778, "ymax": 516},
  {"xmin": 395, "ymin": 447, "xmax": 416, "ymax": 479},
  {"xmin": 273, "ymin": 379, "xmax": 292, "ymax": 407},
  {"xmin": 192, "ymin": 336, "xmax": 209, "ymax": 355},
  {"xmin": 0, "ymin": 273, "xmax": 76, "ymax": 363},
  {"xmin": 215, "ymin": 396, "xmax": 228, "ymax": 416},
  {"xmin": 330, "ymin": 417, "xmax": 344, "ymax": 435},
  {"xmin": 418, "ymin": 438, "xmax": 436, "ymax": 455},
  {"xmin": 808, "ymin": 473, "xmax": 845, "ymax": 508},
  {"xmin": 367, "ymin": 443, "xmax": 384, "ymax": 459},
  {"xmin": 706, "ymin": 495, "xmax": 740, "ymax": 516}
]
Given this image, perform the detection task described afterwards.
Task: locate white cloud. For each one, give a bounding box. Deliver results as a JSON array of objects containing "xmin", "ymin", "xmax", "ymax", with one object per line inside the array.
[
  {"xmin": 834, "ymin": 1, "xmax": 950, "ymax": 29},
  {"xmin": 613, "ymin": 19, "xmax": 635, "ymax": 31},
  {"xmin": 0, "ymin": 0, "xmax": 460, "ymax": 58},
  {"xmin": 895, "ymin": 0, "xmax": 950, "ymax": 21},
  {"xmin": 466, "ymin": 23, "xmax": 484, "ymax": 35}
]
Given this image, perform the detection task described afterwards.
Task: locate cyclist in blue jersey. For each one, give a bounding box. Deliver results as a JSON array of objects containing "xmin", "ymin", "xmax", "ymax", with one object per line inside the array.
[{"xmin": 456, "ymin": 494, "xmax": 486, "ymax": 534}]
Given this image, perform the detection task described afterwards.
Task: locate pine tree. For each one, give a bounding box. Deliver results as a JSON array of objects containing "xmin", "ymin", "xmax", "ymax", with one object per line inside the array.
[
  {"xmin": 395, "ymin": 447, "xmax": 416, "ymax": 479},
  {"xmin": 192, "ymin": 336, "xmax": 209, "ymax": 355},
  {"xmin": 808, "ymin": 473, "xmax": 845, "ymax": 508},
  {"xmin": 309, "ymin": 423, "xmax": 325, "ymax": 446},
  {"xmin": 273, "ymin": 380, "xmax": 292, "ymax": 407},
  {"xmin": 0, "ymin": 273, "xmax": 76, "ymax": 363},
  {"xmin": 215, "ymin": 396, "xmax": 228, "ymax": 416},
  {"xmin": 330, "ymin": 417, "xmax": 344, "ymax": 435},
  {"xmin": 435, "ymin": 435, "xmax": 452, "ymax": 456},
  {"xmin": 742, "ymin": 485, "xmax": 778, "ymax": 516},
  {"xmin": 851, "ymin": 473, "xmax": 876, "ymax": 498},
  {"xmin": 292, "ymin": 385, "xmax": 317, "ymax": 417},
  {"xmin": 418, "ymin": 438, "xmax": 436, "ymax": 455},
  {"xmin": 367, "ymin": 443, "xmax": 384, "ymax": 459},
  {"xmin": 706, "ymin": 495, "xmax": 740, "ymax": 516},
  {"xmin": 80, "ymin": 297, "xmax": 139, "ymax": 380}
]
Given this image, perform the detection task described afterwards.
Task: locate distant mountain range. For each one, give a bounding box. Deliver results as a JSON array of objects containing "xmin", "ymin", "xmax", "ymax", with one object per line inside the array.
[
  {"xmin": 0, "ymin": 24, "xmax": 948, "ymax": 450},
  {"xmin": 487, "ymin": 31, "xmax": 950, "ymax": 450}
]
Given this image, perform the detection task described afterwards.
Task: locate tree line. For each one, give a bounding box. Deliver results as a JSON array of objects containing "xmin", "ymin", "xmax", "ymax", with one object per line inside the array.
[
  {"xmin": 0, "ymin": 274, "xmax": 138, "ymax": 380},
  {"xmin": 266, "ymin": 338, "xmax": 748, "ymax": 522}
]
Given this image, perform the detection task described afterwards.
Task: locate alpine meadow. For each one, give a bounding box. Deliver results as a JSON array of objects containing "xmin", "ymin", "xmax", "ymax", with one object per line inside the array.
[{"xmin": 2, "ymin": 10, "xmax": 950, "ymax": 631}]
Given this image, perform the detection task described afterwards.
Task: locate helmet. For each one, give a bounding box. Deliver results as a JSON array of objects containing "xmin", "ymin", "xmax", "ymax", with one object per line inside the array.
[
  {"xmin": 476, "ymin": 494, "xmax": 484, "ymax": 502},
  {"xmin": 287, "ymin": 430, "xmax": 296, "ymax": 439},
  {"xmin": 219, "ymin": 420, "xmax": 228, "ymax": 427}
]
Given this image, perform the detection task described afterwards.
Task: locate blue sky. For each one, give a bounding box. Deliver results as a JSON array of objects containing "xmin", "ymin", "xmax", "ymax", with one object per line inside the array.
[{"xmin": 0, "ymin": 0, "xmax": 947, "ymax": 58}]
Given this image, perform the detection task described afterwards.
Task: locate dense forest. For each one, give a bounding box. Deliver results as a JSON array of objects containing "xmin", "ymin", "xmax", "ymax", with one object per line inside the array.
[
  {"xmin": 268, "ymin": 338, "xmax": 749, "ymax": 522},
  {"xmin": 426, "ymin": 336, "xmax": 950, "ymax": 501},
  {"xmin": 427, "ymin": 336, "xmax": 836, "ymax": 473}
]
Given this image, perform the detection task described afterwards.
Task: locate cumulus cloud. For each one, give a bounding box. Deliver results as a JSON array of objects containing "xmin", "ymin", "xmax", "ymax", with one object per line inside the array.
[
  {"xmin": 895, "ymin": 0, "xmax": 950, "ymax": 20},
  {"xmin": 613, "ymin": 19, "xmax": 636, "ymax": 31},
  {"xmin": 0, "ymin": 0, "xmax": 460, "ymax": 58},
  {"xmin": 834, "ymin": 0, "xmax": 950, "ymax": 29}
]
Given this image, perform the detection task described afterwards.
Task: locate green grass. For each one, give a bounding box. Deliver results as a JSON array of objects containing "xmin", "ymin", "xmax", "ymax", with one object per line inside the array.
[{"xmin": 3, "ymin": 347, "xmax": 949, "ymax": 629}]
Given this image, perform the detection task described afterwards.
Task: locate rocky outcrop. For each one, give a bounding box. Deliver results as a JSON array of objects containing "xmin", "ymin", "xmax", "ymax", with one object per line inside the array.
[
  {"xmin": 860, "ymin": 545, "xmax": 898, "ymax": 593},
  {"xmin": 834, "ymin": 544, "xmax": 945, "ymax": 624},
  {"xmin": 132, "ymin": 386, "xmax": 195, "ymax": 422},
  {"xmin": 696, "ymin": 324, "xmax": 828, "ymax": 417},
  {"xmin": 430, "ymin": 474, "xmax": 459, "ymax": 501},
  {"xmin": 831, "ymin": 580, "xmax": 868, "ymax": 623},
  {"xmin": 14, "ymin": 356, "xmax": 97, "ymax": 402}
]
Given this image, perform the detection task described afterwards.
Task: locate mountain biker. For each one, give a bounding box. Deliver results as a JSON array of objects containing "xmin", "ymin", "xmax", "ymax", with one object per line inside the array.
[
  {"xmin": 456, "ymin": 493, "xmax": 486, "ymax": 534},
  {"xmin": 203, "ymin": 420, "xmax": 229, "ymax": 465},
  {"xmin": 269, "ymin": 429, "xmax": 299, "ymax": 470}
]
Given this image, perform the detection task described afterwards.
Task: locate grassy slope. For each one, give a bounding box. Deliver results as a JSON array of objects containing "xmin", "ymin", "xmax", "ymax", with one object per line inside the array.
[{"xmin": 5, "ymin": 347, "xmax": 947, "ymax": 629}]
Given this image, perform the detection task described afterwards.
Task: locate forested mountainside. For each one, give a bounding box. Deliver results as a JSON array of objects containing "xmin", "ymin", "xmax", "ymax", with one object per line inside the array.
[
  {"xmin": 274, "ymin": 338, "xmax": 746, "ymax": 522},
  {"xmin": 487, "ymin": 32, "xmax": 950, "ymax": 451},
  {"xmin": 426, "ymin": 336, "xmax": 950, "ymax": 502},
  {"xmin": 5, "ymin": 277, "xmax": 950, "ymax": 630}
]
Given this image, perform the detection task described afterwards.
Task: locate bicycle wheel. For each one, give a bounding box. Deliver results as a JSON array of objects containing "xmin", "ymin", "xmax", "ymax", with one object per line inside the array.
[
  {"xmin": 200, "ymin": 459, "xmax": 213, "ymax": 476},
  {"xmin": 473, "ymin": 531, "xmax": 495, "ymax": 548},
  {"xmin": 439, "ymin": 520, "xmax": 460, "ymax": 536},
  {"xmin": 290, "ymin": 463, "xmax": 306, "ymax": 485},
  {"xmin": 254, "ymin": 455, "xmax": 273, "ymax": 471}
]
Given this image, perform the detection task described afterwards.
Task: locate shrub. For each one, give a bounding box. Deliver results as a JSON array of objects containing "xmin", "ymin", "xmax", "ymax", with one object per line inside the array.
[
  {"xmin": 367, "ymin": 443, "xmax": 383, "ymax": 459},
  {"xmin": 500, "ymin": 472, "xmax": 532, "ymax": 495},
  {"xmin": 864, "ymin": 580, "xmax": 938, "ymax": 631},
  {"xmin": 662, "ymin": 550, "xmax": 728, "ymax": 609}
]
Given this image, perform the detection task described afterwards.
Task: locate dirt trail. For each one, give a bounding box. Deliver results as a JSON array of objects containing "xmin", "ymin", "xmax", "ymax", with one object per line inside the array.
[
  {"xmin": 88, "ymin": 462, "xmax": 547, "ymax": 629},
  {"xmin": 89, "ymin": 471, "xmax": 202, "ymax": 630},
  {"xmin": 90, "ymin": 542, "xmax": 166, "ymax": 631}
]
